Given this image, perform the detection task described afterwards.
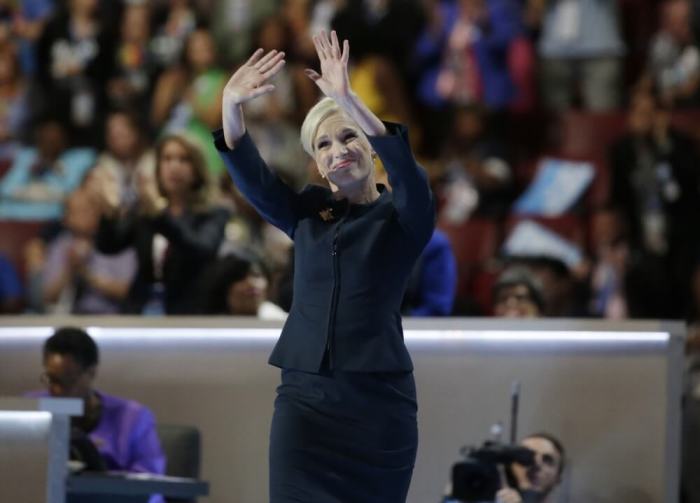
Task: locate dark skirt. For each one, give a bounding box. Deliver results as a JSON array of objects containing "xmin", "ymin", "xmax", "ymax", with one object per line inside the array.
[{"xmin": 269, "ymin": 368, "xmax": 418, "ymax": 503}]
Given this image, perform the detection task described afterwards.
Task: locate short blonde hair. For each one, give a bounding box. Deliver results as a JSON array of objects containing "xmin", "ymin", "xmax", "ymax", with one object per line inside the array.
[{"xmin": 300, "ymin": 97, "xmax": 343, "ymax": 156}]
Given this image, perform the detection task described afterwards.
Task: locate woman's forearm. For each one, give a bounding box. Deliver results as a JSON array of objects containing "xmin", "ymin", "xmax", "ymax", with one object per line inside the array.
[
  {"xmin": 43, "ymin": 269, "xmax": 71, "ymax": 305},
  {"xmin": 83, "ymin": 271, "xmax": 131, "ymax": 301},
  {"xmin": 335, "ymin": 91, "xmax": 386, "ymax": 137},
  {"xmin": 222, "ymin": 101, "xmax": 246, "ymax": 149}
]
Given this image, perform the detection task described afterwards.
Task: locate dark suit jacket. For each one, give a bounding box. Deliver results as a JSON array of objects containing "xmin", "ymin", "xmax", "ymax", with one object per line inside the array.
[
  {"xmin": 214, "ymin": 122, "xmax": 435, "ymax": 372},
  {"xmin": 96, "ymin": 207, "xmax": 229, "ymax": 314}
]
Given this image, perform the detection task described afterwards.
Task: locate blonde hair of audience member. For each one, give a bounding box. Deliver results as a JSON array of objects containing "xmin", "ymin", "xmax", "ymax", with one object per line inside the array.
[
  {"xmin": 153, "ymin": 133, "xmax": 213, "ymax": 213},
  {"xmin": 299, "ymin": 97, "xmax": 380, "ymax": 203}
]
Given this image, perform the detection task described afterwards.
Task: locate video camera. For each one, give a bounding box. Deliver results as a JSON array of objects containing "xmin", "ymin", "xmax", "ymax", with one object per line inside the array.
[
  {"xmin": 450, "ymin": 441, "xmax": 535, "ymax": 501},
  {"xmin": 448, "ymin": 381, "xmax": 532, "ymax": 502}
]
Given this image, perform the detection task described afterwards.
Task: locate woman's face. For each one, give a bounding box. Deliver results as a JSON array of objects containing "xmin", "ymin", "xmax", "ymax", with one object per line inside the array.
[
  {"xmin": 158, "ymin": 140, "xmax": 197, "ymax": 198},
  {"xmin": 70, "ymin": 0, "xmax": 98, "ymax": 16},
  {"xmin": 226, "ymin": 269, "xmax": 268, "ymax": 315},
  {"xmin": 186, "ymin": 30, "xmax": 216, "ymax": 71},
  {"xmin": 106, "ymin": 115, "xmax": 139, "ymax": 159},
  {"xmin": 121, "ymin": 5, "xmax": 150, "ymax": 44},
  {"xmin": 312, "ymin": 113, "xmax": 374, "ymax": 191}
]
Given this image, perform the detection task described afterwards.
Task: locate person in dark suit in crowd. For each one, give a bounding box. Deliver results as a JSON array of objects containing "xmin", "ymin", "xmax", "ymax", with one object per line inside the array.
[
  {"xmin": 214, "ymin": 30, "xmax": 434, "ymax": 502},
  {"xmin": 93, "ymin": 132, "xmax": 228, "ymax": 314}
]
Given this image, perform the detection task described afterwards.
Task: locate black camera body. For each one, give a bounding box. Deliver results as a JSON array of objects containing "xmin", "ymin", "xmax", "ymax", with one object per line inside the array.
[{"xmin": 450, "ymin": 441, "xmax": 535, "ymax": 502}]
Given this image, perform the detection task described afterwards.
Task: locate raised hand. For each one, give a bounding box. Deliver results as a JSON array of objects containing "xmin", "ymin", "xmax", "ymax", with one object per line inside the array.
[
  {"xmin": 223, "ymin": 49, "xmax": 286, "ymax": 106},
  {"xmin": 222, "ymin": 49, "xmax": 285, "ymax": 148},
  {"xmin": 305, "ymin": 30, "xmax": 351, "ymax": 101}
]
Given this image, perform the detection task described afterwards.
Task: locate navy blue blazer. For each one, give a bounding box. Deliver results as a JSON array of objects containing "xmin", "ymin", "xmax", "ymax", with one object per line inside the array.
[{"xmin": 213, "ymin": 122, "xmax": 435, "ymax": 372}]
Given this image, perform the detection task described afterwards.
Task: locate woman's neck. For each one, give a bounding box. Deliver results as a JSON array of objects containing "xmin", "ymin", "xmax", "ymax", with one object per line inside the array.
[
  {"xmin": 168, "ymin": 197, "xmax": 187, "ymax": 216},
  {"xmin": 334, "ymin": 180, "xmax": 380, "ymax": 205},
  {"xmin": 71, "ymin": 14, "xmax": 96, "ymax": 39}
]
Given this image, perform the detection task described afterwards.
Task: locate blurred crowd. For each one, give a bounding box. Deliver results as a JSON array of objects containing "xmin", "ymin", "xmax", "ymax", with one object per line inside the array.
[{"xmin": 1, "ymin": 0, "xmax": 700, "ymax": 333}]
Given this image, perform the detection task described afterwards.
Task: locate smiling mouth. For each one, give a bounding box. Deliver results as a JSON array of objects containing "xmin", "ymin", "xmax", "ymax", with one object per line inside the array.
[{"xmin": 333, "ymin": 160, "xmax": 353, "ymax": 170}]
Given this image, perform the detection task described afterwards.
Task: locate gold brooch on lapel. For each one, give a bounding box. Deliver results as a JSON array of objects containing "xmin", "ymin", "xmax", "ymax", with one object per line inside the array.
[{"xmin": 319, "ymin": 207, "xmax": 335, "ymax": 222}]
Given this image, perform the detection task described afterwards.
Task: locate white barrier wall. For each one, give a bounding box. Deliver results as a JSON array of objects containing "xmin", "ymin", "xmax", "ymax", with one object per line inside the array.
[{"xmin": 0, "ymin": 317, "xmax": 684, "ymax": 503}]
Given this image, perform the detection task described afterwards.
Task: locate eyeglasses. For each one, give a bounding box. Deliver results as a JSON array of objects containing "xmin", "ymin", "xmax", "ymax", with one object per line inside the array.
[
  {"xmin": 495, "ymin": 292, "xmax": 535, "ymax": 305},
  {"xmin": 39, "ymin": 371, "xmax": 83, "ymax": 390}
]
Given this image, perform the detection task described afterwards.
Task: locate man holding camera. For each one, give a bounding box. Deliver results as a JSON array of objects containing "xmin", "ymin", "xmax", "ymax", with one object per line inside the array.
[
  {"xmin": 495, "ymin": 433, "xmax": 565, "ymax": 503},
  {"xmin": 443, "ymin": 432, "xmax": 565, "ymax": 503}
]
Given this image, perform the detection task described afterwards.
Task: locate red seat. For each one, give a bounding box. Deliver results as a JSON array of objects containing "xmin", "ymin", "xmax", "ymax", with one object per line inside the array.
[
  {"xmin": 438, "ymin": 217, "xmax": 501, "ymax": 268},
  {"xmin": 438, "ymin": 217, "xmax": 502, "ymax": 312},
  {"xmin": 557, "ymin": 111, "xmax": 627, "ymax": 160},
  {"xmin": 671, "ymin": 109, "xmax": 700, "ymax": 146},
  {"xmin": 0, "ymin": 159, "xmax": 11, "ymax": 179}
]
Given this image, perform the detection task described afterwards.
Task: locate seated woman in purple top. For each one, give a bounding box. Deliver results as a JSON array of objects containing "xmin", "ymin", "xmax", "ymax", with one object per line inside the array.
[{"xmin": 29, "ymin": 327, "xmax": 166, "ymax": 503}]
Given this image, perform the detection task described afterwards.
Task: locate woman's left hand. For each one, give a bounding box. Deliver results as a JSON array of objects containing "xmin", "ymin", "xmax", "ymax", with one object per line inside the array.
[{"xmin": 305, "ymin": 30, "xmax": 351, "ymax": 101}]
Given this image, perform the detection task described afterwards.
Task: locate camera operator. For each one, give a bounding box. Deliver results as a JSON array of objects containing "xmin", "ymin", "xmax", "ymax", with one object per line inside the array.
[
  {"xmin": 496, "ymin": 433, "xmax": 565, "ymax": 503},
  {"xmin": 442, "ymin": 432, "xmax": 565, "ymax": 503}
]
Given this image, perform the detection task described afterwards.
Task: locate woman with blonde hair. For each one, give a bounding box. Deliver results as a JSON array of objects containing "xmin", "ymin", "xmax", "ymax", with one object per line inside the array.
[
  {"xmin": 94, "ymin": 132, "xmax": 229, "ymax": 314},
  {"xmin": 215, "ymin": 30, "xmax": 434, "ymax": 501}
]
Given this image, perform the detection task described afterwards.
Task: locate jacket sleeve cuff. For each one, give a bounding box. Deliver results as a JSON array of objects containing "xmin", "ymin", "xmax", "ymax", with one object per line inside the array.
[{"xmin": 212, "ymin": 128, "xmax": 254, "ymax": 153}]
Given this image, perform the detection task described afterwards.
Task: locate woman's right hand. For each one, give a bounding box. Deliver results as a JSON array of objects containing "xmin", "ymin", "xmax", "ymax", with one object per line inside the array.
[
  {"xmin": 90, "ymin": 169, "xmax": 121, "ymax": 218},
  {"xmin": 222, "ymin": 49, "xmax": 285, "ymax": 148}
]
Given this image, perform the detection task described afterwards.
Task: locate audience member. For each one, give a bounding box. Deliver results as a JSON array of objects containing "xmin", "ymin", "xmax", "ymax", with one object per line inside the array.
[
  {"xmin": 11, "ymin": 0, "xmax": 56, "ymax": 76},
  {"xmin": 35, "ymin": 0, "xmax": 116, "ymax": 146},
  {"xmin": 36, "ymin": 188, "xmax": 136, "ymax": 314},
  {"xmin": 152, "ymin": 28, "xmax": 226, "ymax": 175},
  {"xmin": 210, "ymin": 0, "xmax": 278, "ymax": 65},
  {"xmin": 29, "ymin": 327, "xmax": 165, "ymax": 503},
  {"xmin": 200, "ymin": 253, "xmax": 287, "ymax": 319},
  {"xmin": 0, "ymin": 43, "xmax": 31, "ymax": 153},
  {"xmin": 91, "ymin": 109, "xmax": 157, "ymax": 212},
  {"xmin": 403, "ymin": 229, "xmax": 458, "ymax": 316},
  {"xmin": 535, "ymin": 0, "xmax": 625, "ymax": 111},
  {"xmin": 609, "ymin": 89, "xmax": 700, "ymax": 316},
  {"xmin": 436, "ymin": 104, "xmax": 514, "ymax": 223},
  {"xmin": 218, "ymin": 175, "xmax": 294, "ymax": 274},
  {"xmin": 0, "ymin": 118, "xmax": 94, "ymax": 220},
  {"xmin": 150, "ymin": 0, "xmax": 200, "ymax": 69},
  {"xmin": 0, "ymin": 252, "xmax": 22, "ymax": 313},
  {"xmin": 414, "ymin": 0, "xmax": 524, "ymax": 110},
  {"xmin": 648, "ymin": 0, "xmax": 700, "ymax": 107},
  {"xmin": 332, "ymin": 0, "xmax": 424, "ymax": 83},
  {"xmin": 331, "ymin": 0, "xmax": 423, "ymax": 125},
  {"xmin": 93, "ymin": 133, "xmax": 228, "ymax": 314},
  {"xmin": 492, "ymin": 266, "xmax": 545, "ymax": 318},
  {"xmin": 107, "ymin": 2, "xmax": 160, "ymax": 117},
  {"xmin": 588, "ymin": 206, "xmax": 630, "ymax": 319}
]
